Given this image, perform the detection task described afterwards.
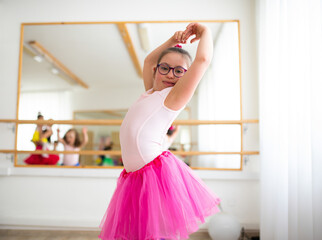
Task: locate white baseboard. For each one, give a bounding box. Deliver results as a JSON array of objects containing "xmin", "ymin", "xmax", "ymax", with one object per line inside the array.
[
  {"xmin": 0, "ymin": 224, "xmax": 99, "ymax": 231},
  {"xmin": 0, "ymin": 167, "xmax": 259, "ymax": 180},
  {"xmin": 0, "ymin": 223, "xmax": 259, "ymax": 232},
  {"xmin": 0, "ymin": 217, "xmax": 100, "ymax": 230}
]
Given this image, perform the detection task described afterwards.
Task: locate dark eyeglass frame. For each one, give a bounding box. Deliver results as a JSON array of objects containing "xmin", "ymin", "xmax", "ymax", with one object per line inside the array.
[{"xmin": 156, "ymin": 63, "xmax": 187, "ymax": 78}]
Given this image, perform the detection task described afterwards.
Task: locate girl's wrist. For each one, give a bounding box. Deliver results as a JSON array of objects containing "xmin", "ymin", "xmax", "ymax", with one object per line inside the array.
[
  {"xmin": 170, "ymin": 36, "xmax": 179, "ymax": 46},
  {"xmin": 199, "ymin": 25, "xmax": 209, "ymax": 36}
]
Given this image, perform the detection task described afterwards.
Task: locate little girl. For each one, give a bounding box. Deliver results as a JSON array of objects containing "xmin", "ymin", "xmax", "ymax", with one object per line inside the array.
[
  {"xmin": 99, "ymin": 23, "xmax": 220, "ymax": 240},
  {"xmin": 24, "ymin": 113, "xmax": 59, "ymax": 165},
  {"xmin": 57, "ymin": 127, "xmax": 88, "ymax": 166}
]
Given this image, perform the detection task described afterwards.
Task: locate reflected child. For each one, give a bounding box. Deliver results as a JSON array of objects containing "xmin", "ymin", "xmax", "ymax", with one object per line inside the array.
[
  {"xmin": 57, "ymin": 127, "xmax": 88, "ymax": 166},
  {"xmin": 24, "ymin": 113, "xmax": 59, "ymax": 165}
]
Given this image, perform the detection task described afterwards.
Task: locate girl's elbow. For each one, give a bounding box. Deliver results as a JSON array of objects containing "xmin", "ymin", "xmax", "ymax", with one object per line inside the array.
[
  {"xmin": 195, "ymin": 56, "xmax": 211, "ymax": 66},
  {"xmin": 144, "ymin": 55, "xmax": 153, "ymax": 65}
]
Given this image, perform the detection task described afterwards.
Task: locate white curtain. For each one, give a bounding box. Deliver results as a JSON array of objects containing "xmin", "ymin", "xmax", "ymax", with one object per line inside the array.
[{"xmin": 258, "ymin": 0, "xmax": 322, "ymax": 239}]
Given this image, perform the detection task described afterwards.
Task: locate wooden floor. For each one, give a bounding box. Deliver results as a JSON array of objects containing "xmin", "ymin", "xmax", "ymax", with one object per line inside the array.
[{"xmin": 0, "ymin": 230, "xmax": 212, "ymax": 240}]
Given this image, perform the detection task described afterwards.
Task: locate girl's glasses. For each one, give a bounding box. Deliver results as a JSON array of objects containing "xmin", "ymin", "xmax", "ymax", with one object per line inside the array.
[{"xmin": 157, "ymin": 63, "xmax": 187, "ymax": 78}]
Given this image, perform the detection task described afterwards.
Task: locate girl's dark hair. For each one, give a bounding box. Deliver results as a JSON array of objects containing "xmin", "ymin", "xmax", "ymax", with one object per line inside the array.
[
  {"xmin": 37, "ymin": 112, "xmax": 43, "ymax": 119},
  {"xmin": 63, "ymin": 128, "xmax": 82, "ymax": 147},
  {"xmin": 42, "ymin": 129, "xmax": 51, "ymax": 143},
  {"xmin": 167, "ymin": 128, "xmax": 175, "ymax": 136},
  {"xmin": 157, "ymin": 47, "xmax": 192, "ymax": 66}
]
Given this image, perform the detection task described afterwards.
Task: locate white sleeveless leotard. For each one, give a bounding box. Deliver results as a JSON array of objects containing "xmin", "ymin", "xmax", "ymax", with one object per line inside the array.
[
  {"xmin": 63, "ymin": 145, "xmax": 80, "ymax": 166},
  {"xmin": 120, "ymin": 87, "xmax": 183, "ymax": 172}
]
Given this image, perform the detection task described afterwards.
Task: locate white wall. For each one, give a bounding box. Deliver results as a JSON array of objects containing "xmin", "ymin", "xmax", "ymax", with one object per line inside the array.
[
  {"xmin": 0, "ymin": 0, "xmax": 259, "ymax": 231},
  {"xmin": 70, "ymin": 86, "xmax": 144, "ymax": 111}
]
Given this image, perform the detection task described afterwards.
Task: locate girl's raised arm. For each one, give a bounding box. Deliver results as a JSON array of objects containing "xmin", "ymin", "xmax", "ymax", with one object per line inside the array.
[
  {"xmin": 165, "ymin": 23, "xmax": 213, "ymax": 111},
  {"xmin": 143, "ymin": 31, "xmax": 186, "ymax": 91},
  {"xmin": 41, "ymin": 127, "xmax": 53, "ymax": 140},
  {"xmin": 57, "ymin": 128, "xmax": 67, "ymax": 145},
  {"xmin": 79, "ymin": 127, "xmax": 88, "ymax": 149}
]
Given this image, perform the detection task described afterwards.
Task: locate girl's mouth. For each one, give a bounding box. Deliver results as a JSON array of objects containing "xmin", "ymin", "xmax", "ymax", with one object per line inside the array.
[{"xmin": 163, "ymin": 81, "xmax": 175, "ymax": 87}]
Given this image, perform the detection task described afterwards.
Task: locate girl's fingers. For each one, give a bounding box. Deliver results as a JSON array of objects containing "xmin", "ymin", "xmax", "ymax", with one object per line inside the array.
[
  {"xmin": 174, "ymin": 31, "xmax": 186, "ymax": 43},
  {"xmin": 183, "ymin": 29, "xmax": 192, "ymax": 38},
  {"xmin": 178, "ymin": 32, "xmax": 184, "ymax": 42},
  {"xmin": 175, "ymin": 22, "xmax": 201, "ymax": 44},
  {"xmin": 186, "ymin": 23, "xmax": 197, "ymax": 33},
  {"xmin": 175, "ymin": 31, "xmax": 182, "ymax": 42},
  {"xmin": 182, "ymin": 30, "xmax": 193, "ymax": 42},
  {"xmin": 185, "ymin": 22, "xmax": 197, "ymax": 30},
  {"xmin": 190, "ymin": 32, "xmax": 202, "ymax": 43},
  {"xmin": 190, "ymin": 37, "xmax": 198, "ymax": 43},
  {"xmin": 182, "ymin": 23, "xmax": 200, "ymax": 43},
  {"xmin": 174, "ymin": 31, "xmax": 179, "ymax": 41}
]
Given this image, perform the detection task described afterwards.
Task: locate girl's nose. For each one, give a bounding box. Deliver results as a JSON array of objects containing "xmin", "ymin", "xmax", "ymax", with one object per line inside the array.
[{"xmin": 166, "ymin": 69, "xmax": 175, "ymax": 78}]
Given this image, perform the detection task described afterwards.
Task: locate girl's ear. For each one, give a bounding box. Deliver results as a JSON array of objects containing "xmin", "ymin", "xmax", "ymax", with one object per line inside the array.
[{"xmin": 153, "ymin": 66, "xmax": 157, "ymax": 77}]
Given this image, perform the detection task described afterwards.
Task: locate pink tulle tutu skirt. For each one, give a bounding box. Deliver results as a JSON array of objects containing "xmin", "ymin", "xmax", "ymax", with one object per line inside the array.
[{"xmin": 99, "ymin": 151, "xmax": 220, "ymax": 240}]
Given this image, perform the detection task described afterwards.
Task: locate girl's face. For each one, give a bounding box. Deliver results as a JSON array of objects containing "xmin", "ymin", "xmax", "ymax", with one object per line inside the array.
[
  {"xmin": 153, "ymin": 52, "xmax": 189, "ymax": 92},
  {"xmin": 65, "ymin": 131, "xmax": 76, "ymax": 145},
  {"xmin": 37, "ymin": 116, "xmax": 44, "ymax": 129}
]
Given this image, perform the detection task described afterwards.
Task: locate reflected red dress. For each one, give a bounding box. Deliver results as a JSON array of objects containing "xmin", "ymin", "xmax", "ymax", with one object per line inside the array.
[{"xmin": 24, "ymin": 130, "xmax": 59, "ymax": 165}]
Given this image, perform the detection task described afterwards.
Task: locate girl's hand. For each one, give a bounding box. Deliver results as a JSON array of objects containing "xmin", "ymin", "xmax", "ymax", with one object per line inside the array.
[
  {"xmin": 173, "ymin": 31, "xmax": 188, "ymax": 44},
  {"xmin": 81, "ymin": 127, "xmax": 89, "ymax": 147},
  {"xmin": 182, "ymin": 23, "xmax": 208, "ymax": 44},
  {"xmin": 57, "ymin": 128, "xmax": 60, "ymax": 133}
]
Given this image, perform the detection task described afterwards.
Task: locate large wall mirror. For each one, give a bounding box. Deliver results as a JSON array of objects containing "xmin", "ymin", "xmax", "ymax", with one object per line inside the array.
[{"xmin": 16, "ymin": 20, "xmax": 256, "ymax": 170}]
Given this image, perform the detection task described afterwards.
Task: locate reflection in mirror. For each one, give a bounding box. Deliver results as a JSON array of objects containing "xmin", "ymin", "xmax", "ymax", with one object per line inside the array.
[
  {"xmin": 17, "ymin": 124, "xmax": 123, "ymax": 167},
  {"xmin": 17, "ymin": 21, "xmax": 242, "ymax": 169},
  {"xmin": 17, "ymin": 114, "xmax": 243, "ymax": 169}
]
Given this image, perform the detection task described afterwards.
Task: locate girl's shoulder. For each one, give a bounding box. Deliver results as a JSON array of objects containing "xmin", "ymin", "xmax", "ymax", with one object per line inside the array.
[
  {"xmin": 143, "ymin": 87, "xmax": 173, "ymax": 97},
  {"xmin": 64, "ymin": 144, "xmax": 78, "ymax": 150},
  {"xmin": 158, "ymin": 87, "xmax": 173, "ymax": 100}
]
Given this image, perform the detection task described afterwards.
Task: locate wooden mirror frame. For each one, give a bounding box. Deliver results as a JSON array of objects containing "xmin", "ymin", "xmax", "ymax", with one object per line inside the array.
[{"xmin": 0, "ymin": 20, "xmax": 259, "ymax": 170}]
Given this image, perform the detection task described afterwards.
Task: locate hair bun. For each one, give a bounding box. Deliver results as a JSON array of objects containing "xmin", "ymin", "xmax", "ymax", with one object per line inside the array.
[{"xmin": 174, "ymin": 44, "xmax": 182, "ymax": 48}]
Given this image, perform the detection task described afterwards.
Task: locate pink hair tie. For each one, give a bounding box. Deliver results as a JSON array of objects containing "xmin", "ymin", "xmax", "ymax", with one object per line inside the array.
[
  {"xmin": 174, "ymin": 44, "xmax": 182, "ymax": 48},
  {"xmin": 169, "ymin": 125, "xmax": 175, "ymax": 131}
]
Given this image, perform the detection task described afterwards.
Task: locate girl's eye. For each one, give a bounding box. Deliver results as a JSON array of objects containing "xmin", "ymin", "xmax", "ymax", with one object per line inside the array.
[
  {"xmin": 161, "ymin": 66, "xmax": 169, "ymax": 71},
  {"xmin": 175, "ymin": 68, "xmax": 184, "ymax": 74}
]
